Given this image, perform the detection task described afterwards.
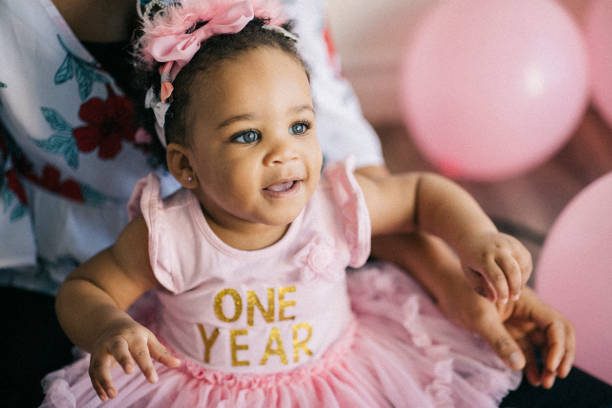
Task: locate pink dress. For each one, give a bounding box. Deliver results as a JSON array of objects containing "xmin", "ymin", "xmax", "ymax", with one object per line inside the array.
[{"xmin": 41, "ymin": 159, "xmax": 521, "ymax": 407}]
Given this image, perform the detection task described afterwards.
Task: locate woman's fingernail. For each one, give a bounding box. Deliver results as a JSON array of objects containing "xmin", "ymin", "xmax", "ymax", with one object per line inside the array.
[
  {"xmin": 512, "ymin": 293, "xmax": 520, "ymax": 301},
  {"xmin": 509, "ymin": 351, "xmax": 524, "ymax": 368}
]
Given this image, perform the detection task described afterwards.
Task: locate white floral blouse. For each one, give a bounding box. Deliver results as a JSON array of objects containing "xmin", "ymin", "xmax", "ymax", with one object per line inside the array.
[{"xmin": 0, "ymin": 0, "xmax": 383, "ymax": 294}]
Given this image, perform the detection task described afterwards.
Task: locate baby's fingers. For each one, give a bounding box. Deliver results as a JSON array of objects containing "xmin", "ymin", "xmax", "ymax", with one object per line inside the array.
[
  {"xmin": 109, "ymin": 337, "xmax": 135, "ymax": 374},
  {"xmin": 149, "ymin": 336, "xmax": 181, "ymax": 368},
  {"xmin": 89, "ymin": 354, "xmax": 117, "ymax": 401},
  {"xmin": 513, "ymin": 244, "xmax": 533, "ymax": 285},
  {"xmin": 483, "ymin": 256, "xmax": 510, "ymax": 304},
  {"xmin": 129, "ymin": 336, "xmax": 159, "ymax": 384},
  {"xmin": 495, "ymin": 254, "xmax": 523, "ymax": 301}
]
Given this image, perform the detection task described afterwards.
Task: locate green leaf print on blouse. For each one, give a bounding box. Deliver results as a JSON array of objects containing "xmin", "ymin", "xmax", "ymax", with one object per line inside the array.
[
  {"xmin": 55, "ymin": 35, "xmax": 109, "ymax": 101},
  {"xmin": 80, "ymin": 184, "xmax": 107, "ymax": 206},
  {"xmin": 2, "ymin": 189, "xmax": 27, "ymax": 221},
  {"xmin": 35, "ymin": 107, "xmax": 79, "ymax": 169}
]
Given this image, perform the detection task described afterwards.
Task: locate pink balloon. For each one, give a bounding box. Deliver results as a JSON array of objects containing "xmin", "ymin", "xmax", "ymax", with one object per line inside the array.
[
  {"xmin": 536, "ymin": 172, "xmax": 612, "ymax": 384},
  {"xmin": 400, "ymin": 0, "xmax": 589, "ymax": 181},
  {"xmin": 585, "ymin": 0, "xmax": 612, "ymax": 130}
]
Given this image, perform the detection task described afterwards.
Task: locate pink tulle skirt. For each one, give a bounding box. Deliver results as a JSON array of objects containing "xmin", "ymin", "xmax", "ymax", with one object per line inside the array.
[{"xmin": 41, "ymin": 262, "xmax": 521, "ymax": 407}]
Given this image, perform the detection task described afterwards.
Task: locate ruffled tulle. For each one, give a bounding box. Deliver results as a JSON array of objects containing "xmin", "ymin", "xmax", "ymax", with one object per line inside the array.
[{"xmin": 41, "ymin": 262, "xmax": 520, "ymax": 407}]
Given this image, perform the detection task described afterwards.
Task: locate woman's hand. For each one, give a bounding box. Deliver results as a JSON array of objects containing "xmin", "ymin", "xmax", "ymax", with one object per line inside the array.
[
  {"xmin": 438, "ymin": 281, "xmax": 575, "ymax": 388},
  {"xmin": 89, "ymin": 318, "xmax": 181, "ymax": 401},
  {"xmin": 501, "ymin": 288, "xmax": 575, "ymax": 388},
  {"xmin": 459, "ymin": 231, "xmax": 532, "ymax": 304},
  {"xmin": 435, "ymin": 271, "xmax": 528, "ymax": 370}
]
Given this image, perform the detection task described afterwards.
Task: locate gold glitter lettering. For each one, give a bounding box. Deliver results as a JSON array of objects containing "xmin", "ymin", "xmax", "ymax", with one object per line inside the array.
[
  {"xmin": 247, "ymin": 288, "xmax": 275, "ymax": 326},
  {"xmin": 278, "ymin": 286, "xmax": 296, "ymax": 321},
  {"xmin": 259, "ymin": 327, "xmax": 288, "ymax": 366},
  {"xmin": 230, "ymin": 329, "xmax": 250, "ymax": 366},
  {"xmin": 292, "ymin": 322, "xmax": 313, "ymax": 363},
  {"xmin": 214, "ymin": 288, "xmax": 242, "ymax": 322},
  {"xmin": 196, "ymin": 324, "xmax": 220, "ymax": 364}
]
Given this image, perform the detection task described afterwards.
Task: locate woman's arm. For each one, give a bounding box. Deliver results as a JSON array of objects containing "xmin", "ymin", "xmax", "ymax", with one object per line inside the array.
[{"xmin": 51, "ymin": 0, "xmax": 137, "ymax": 42}]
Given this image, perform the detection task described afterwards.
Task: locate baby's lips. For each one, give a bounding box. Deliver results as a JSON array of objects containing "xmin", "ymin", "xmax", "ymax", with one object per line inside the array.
[
  {"xmin": 263, "ymin": 174, "xmax": 305, "ymax": 190},
  {"xmin": 265, "ymin": 180, "xmax": 296, "ymax": 192}
]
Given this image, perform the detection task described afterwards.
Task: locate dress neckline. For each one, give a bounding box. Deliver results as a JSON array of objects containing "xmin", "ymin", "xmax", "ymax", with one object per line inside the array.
[{"xmin": 186, "ymin": 191, "xmax": 306, "ymax": 260}]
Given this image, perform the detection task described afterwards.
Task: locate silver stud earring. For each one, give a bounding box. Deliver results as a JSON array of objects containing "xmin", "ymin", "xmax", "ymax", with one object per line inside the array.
[{"xmin": 187, "ymin": 175, "xmax": 193, "ymax": 182}]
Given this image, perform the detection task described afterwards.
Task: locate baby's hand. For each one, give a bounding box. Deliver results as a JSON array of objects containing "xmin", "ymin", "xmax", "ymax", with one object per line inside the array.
[
  {"xmin": 460, "ymin": 231, "xmax": 532, "ymax": 304},
  {"xmin": 89, "ymin": 318, "xmax": 181, "ymax": 401}
]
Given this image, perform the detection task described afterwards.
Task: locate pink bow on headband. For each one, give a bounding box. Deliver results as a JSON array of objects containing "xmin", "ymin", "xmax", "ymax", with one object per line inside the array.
[{"xmin": 144, "ymin": 0, "xmax": 255, "ymax": 101}]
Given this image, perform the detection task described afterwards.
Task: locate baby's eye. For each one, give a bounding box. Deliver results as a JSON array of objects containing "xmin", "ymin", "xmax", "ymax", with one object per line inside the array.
[
  {"xmin": 289, "ymin": 121, "xmax": 310, "ymax": 135},
  {"xmin": 232, "ymin": 129, "xmax": 261, "ymax": 144}
]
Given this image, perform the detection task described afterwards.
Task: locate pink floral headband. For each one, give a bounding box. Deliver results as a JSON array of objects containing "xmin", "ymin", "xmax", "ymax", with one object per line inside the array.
[{"xmin": 139, "ymin": 0, "xmax": 297, "ymax": 147}]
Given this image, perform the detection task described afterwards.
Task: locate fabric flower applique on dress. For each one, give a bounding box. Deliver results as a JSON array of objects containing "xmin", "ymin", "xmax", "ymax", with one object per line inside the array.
[{"xmin": 293, "ymin": 235, "xmax": 343, "ymax": 282}]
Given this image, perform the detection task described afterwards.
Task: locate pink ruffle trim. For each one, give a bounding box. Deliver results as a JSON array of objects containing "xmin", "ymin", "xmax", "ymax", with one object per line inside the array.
[
  {"xmin": 324, "ymin": 157, "xmax": 371, "ymax": 269},
  {"xmin": 347, "ymin": 263, "xmax": 521, "ymax": 407}
]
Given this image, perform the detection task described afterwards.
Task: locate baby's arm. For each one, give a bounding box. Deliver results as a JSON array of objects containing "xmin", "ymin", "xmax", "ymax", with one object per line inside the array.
[
  {"xmin": 55, "ymin": 217, "xmax": 180, "ymax": 401},
  {"xmin": 356, "ymin": 172, "xmax": 532, "ymax": 304}
]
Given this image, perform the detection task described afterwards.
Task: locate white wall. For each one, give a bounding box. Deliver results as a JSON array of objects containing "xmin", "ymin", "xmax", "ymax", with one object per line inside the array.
[
  {"xmin": 327, "ymin": 0, "xmax": 586, "ymax": 124},
  {"xmin": 327, "ymin": 0, "xmax": 436, "ymax": 123}
]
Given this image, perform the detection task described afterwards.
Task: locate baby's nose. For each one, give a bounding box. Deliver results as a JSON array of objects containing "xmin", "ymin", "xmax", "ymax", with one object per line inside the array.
[{"xmin": 264, "ymin": 138, "xmax": 298, "ymax": 166}]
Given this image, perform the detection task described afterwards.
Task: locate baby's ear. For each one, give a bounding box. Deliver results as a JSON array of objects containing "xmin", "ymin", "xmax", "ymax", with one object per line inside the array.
[{"xmin": 166, "ymin": 143, "xmax": 198, "ymax": 189}]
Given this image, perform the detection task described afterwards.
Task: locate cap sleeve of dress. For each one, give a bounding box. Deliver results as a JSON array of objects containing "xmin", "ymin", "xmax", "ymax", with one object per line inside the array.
[
  {"xmin": 127, "ymin": 174, "xmax": 182, "ymax": 293},
  {"xmin": 324, "ymin": 156, "xmax": 371, "ymax": 268}
]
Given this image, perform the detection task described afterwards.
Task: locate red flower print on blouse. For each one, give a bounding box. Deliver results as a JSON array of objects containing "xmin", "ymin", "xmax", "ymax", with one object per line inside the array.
[
  {"xmin": 39, "ymin": 165, "xmax": 83, "ymax": 203},
  {"xmin": 8, "ymin": 145, "xmax": 85, "ymax": 204},
  {"xmin": 73, "ymin": 84, "xmax": 135, "ymax": 159}
]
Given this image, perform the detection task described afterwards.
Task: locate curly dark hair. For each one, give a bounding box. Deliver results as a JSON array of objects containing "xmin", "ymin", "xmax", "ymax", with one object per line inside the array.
[{"xmin": 133, "ymin": 18, "xmax": 309, "ymax": 167}]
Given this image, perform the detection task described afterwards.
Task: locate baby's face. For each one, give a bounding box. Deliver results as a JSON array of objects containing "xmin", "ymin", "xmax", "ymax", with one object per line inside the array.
[{"xmin": 185, "ymin": 46, "xmax": 322, "ymax": 229}]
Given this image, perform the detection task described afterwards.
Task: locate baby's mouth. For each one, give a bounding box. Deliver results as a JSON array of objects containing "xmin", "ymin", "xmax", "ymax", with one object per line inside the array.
[
  {"xmin": 263, "ymin": 179, "xmax": 303, "ymax": 196},
  {"xmin": 265, "ymin": 181, "xmax": 296, "ymax": 192}
]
